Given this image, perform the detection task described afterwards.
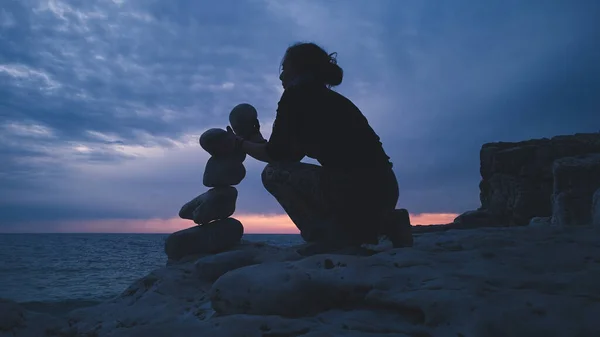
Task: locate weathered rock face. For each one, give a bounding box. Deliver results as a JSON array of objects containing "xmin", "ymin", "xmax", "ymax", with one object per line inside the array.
[
  {"xmin": 456, "ymin": 133, "xmax": 600, "ymax": 227},
  {"xmin": 552, "ymin": 154, "xmax": 600, "ymax": 226},
  {"xmin": 207, "ymin": 226, "xmax": 600, "ymax": 336},
  {"xmin": 194, "ymin": 243, "xmax": 302, "ymax": 282},
  {"xmin": 528, "ymin": 216, "xmax": 552, "ymax": 227},
  {"xmin": 0, "ymin": 299, "xmax": 70, "ymax": 337},
  {"xmin": 9, "ymin": 226, "xmax": 598, "ymax": 337},
  {"xmin": 65, "ymin": 242, "xmax": 304, "ymax": 336},
  {"xmin": 164, "ymin": 218, "xmax": 244, "ymax": 260},
  {"xmin": 203, "ymin": 156, "xmax": 246, "ymax": 187}
]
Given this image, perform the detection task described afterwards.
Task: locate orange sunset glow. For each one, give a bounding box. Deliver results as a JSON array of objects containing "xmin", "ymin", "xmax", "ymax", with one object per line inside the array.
[{"xmin": 15, "ymin": 213, "xmax": 459, "ymax": 233}]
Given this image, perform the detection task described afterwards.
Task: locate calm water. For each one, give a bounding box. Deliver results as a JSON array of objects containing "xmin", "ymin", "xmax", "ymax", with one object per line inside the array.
[{"xmin": 0, "ymin": 233, "xmax": 303, "ymax": 307}]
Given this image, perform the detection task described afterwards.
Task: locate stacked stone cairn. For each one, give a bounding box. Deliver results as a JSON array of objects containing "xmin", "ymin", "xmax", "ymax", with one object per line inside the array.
[{"xmin": 165, "ymin": 103, "xmax": 265, "ymax": 261}]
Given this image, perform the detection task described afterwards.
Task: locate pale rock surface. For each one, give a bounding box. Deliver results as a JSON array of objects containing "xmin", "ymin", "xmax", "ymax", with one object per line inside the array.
[
  {"xmin": 51, "ymin": 226, "xmax": 600, "ymax": 337},
  {"xmin": 179, "ymin": 186, "xmax": 237, "ymax": 224},
  {"xmin": 529, "ymin": 216, "xmax": 552, "ymax": 227},
  {"xmin": 0, "ymin": 299, "xmax": 71, "ymax": 337},
  {"xmin": 212, "ymin": 226, "xmax": 600, "ymax": 336},
  {"xmin": 552, "ymin": 153, "xmax": 600, "ymax": 226},
  {"xmin": 203, "ymin": 156, "xmax": 246, "ymax": 187},
  {"xmin": 194, "ymin": 242, "xmax": 303, "ymax": 282},
  {"xmin": 164, "ymin": 218, "xmax": 244, "ymax": 260},
  {"xmin": 66, "ymin": 242, "xmax": 302, "ymax": 336}
]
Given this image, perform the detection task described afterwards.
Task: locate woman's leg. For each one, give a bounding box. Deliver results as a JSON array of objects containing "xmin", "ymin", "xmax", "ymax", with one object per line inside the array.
[
  {"xmin": 262, "ymin": 162, "xmax": 346, "ymax": 244},
  {"xmin": 321, "ymin": 167, "xmax": 399, "ymax": 245}
]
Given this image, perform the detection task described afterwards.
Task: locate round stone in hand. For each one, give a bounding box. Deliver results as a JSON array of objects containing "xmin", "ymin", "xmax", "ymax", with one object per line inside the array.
[{"xmin": 229, "ymin": 103, "xmax": 259, "ymax": 139}]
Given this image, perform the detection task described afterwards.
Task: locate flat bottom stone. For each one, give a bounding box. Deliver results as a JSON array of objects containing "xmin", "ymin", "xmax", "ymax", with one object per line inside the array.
[{"xmin": 164, "ymin": 218, "xmax": 244, "ymax": 260}]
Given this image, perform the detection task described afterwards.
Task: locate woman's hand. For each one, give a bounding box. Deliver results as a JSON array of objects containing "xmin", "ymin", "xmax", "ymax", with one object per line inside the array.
[
  {"xmin": 213, "ymin": 125, "xmax": 273, "ymax": 163},
  {"xmin": 213, "ymin": 126, "xmax": 244, "ymax": 156}
]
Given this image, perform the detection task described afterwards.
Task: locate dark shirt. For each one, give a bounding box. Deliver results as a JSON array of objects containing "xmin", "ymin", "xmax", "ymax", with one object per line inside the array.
[{"xmin": 266, "ymin": 82, "xmax": 392, "ymax": 170}]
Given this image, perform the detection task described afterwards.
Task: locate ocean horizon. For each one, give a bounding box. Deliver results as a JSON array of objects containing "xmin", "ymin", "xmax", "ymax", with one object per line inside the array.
[
  {"xmin": 0, "ymin": 233, "xmax": 304, "ymax": 314},
  {"xmin": 0, "ymin": 232, "xmax": 301, "ymax": 234}
]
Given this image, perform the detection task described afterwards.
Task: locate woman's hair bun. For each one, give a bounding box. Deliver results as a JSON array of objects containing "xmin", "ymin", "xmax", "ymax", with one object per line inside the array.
[
  {"xmin": 323, "ymin": 61, "xmax": 343, "ymax": 87},
  {"xmin": 282, "ymin": 42, "xmax": 345, "ymax": 87}
]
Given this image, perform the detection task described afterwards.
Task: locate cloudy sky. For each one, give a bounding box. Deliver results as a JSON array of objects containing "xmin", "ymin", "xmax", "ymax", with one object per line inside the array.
[{"xmin": 1, "ymin": 0, "xmax": 599, "ymax": 233}]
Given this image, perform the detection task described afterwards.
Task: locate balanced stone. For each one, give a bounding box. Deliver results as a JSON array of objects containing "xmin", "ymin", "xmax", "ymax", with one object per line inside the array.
[
  {"xmin": 192, "ymin": 187, "xmax": 238, "ymax": 225},
  {"xmin": 229, "ymin": 103, "xmax": 258, "ymax": 138},
  {"xmin": 179, "ymin": 194, "xmax": 204, "ymax": 220},
  {"xmin": 204, "ymin": 156, "xmax": 246, "ymax": 187},
  {"xmin": 199, "ymin": 128, "xmax": 227, "ymax": 156},
  {"xmin": 199, "ymin": 128, "xmax": 246, "ymax": 161},
  {"xmin": 179, "ymin": 187, "xmax": 238, "ymax": 223},
  {"xmin": 164, "ymin": 218, "xmax": 244, "ymax": 260}
]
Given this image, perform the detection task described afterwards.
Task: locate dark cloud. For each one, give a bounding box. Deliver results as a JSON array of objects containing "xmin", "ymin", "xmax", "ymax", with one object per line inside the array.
[{"xmin": 1, "ymin": 0, "xmax": 599, "ymax": 230}]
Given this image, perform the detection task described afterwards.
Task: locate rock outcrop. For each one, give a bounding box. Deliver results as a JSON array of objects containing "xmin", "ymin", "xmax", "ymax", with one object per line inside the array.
[
  {"xmin": 455, "ymin": 132, "xmax": 600, "ymax": 227},
  {"xmin": 9, "ymin": 225, "xmax": 599, "ymax": 337},
  {"xmin": 551, "ymin": 153, "xmax": 600, "ymax": 226}
]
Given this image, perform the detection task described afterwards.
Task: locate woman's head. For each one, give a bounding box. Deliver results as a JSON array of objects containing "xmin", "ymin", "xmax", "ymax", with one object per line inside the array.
[{"xmin": 279, "ymin": 42, "xmax": 343, "ymax": 89}]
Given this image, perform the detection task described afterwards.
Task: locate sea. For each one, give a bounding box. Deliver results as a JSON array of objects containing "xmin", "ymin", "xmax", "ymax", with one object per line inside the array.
[{"xmin": 0, "ymin": 233, "xmax": 303, "ymax": 314}]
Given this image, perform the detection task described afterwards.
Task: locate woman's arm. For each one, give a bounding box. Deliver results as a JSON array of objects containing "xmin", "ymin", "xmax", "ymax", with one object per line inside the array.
[
  {"xmin": 241, "ymin": 140, "xmax": 272, "ymax": 163},
  {"xmin": 241, "ymin": 90, "xmax": 304, "ymax": 163}
]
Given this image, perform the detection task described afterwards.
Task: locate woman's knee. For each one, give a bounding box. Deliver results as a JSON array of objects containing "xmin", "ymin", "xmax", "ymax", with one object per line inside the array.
[
  {"xmin": 261, "ymin": 161, "xmax": 313, "ymax": 192},
  {"xmin": 261, "ymin": 163, "xmax": 279, "ymax": 191}
]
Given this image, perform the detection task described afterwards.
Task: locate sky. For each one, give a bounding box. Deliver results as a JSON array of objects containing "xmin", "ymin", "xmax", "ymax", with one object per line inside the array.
[{"xmin": 1, "ymin": 0, "xmax": 599, "ymax": 233}]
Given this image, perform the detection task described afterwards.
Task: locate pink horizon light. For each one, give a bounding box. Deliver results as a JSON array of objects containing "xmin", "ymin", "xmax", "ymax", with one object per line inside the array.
[{"xmin": 5, "ymin": 213, "xmax": 458, "ymax": 233}]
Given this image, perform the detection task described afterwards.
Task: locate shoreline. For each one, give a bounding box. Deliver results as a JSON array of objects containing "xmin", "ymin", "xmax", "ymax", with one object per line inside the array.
[{"xmin": 3, "ymin": 225, "xmax": 600, "ymax": 336}]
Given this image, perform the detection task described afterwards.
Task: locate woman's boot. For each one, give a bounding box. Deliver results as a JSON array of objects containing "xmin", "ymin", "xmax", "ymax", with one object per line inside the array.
[{"xmin": 382, "ymin": 209, "xmax": 413, "ymax": 248}]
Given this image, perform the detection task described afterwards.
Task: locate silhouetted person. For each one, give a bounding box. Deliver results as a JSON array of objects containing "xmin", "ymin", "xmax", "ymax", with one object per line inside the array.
[{"xmin": 221, "ymin": 42, "xmax": 413, "ymax": 251}]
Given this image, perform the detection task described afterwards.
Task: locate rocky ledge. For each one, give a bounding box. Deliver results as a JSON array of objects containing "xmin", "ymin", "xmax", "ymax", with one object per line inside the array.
[
  {"xmin": 2, "ymin": 225, "xmax": 600, "ymax": 337},
  {"xmin": 454, "ymin": 132, "xmax": 600, "ymax": 228}
]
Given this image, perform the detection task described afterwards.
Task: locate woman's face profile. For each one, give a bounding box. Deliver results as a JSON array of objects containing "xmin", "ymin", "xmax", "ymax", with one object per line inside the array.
[
  {"xmin": 279, "ymin": 70, "xmax": 286, "ymax": 87},
  {"xmin": 279, "ymin": 59, "xmax": 295, "ymax": 89}
]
